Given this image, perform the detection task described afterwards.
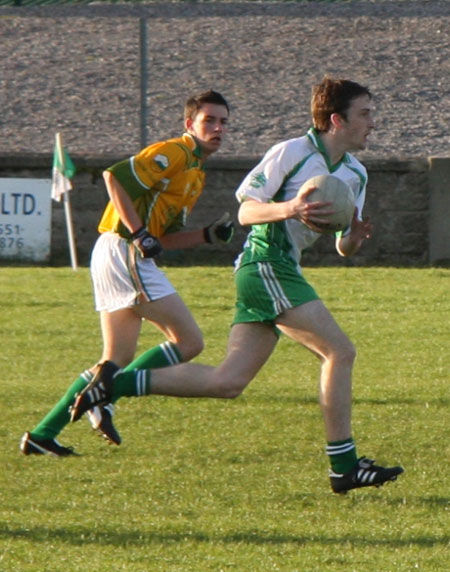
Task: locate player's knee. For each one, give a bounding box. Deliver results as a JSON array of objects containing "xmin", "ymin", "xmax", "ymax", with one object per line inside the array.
[
  {"xmin": 324, "ymin": 336, "xmax": 356, "ymax": 368},
  {"xmin": 335, "ymin": 338, "xmax": 356, "ymax": 366},
  {"xmin": 213, "ymin": 375, "xmax": 247, "ymax": 399},
  {"xmin": 178, "ymin": 335, "xmax": 204, "ymax": 362},
  {"xmin": 345, "ymin": 339, "xmax": 356, "ymax": 362},
  {"xmin": 219, "ymin": 385, "xmax": 244, "ymax": 399}
]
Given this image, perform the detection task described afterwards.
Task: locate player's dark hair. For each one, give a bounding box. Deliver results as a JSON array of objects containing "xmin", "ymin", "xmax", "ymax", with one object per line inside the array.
[
  {"xmin": 184, "ymin": 90, "xmax": 230, "ymax": 120},
  {"xmin": 311, "ymin": 77, "xmax": 372, "ymax": 132}
]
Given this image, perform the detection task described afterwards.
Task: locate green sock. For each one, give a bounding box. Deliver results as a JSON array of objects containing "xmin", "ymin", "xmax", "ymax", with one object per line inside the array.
[
  {"xmin": 110, "ymin": 342, "xmax": 182, "ymax": 402},
  {"xmin": 111, "ymin": 369, "xmax": 152, "ymax": 400},
  {"xmin": 326, "ymin": 438, "xmax": 358, "ymax": 474},
  {"xmin": 123, "ymin": 341, "xmax": 182, "ymax": 371},
  {"xmin": 30, "ymin": 370, "xmax": 93, "ymax": 440},
  {"xmin": 30, "ymin": 343, "xmax": 182, "ymax": 440}
]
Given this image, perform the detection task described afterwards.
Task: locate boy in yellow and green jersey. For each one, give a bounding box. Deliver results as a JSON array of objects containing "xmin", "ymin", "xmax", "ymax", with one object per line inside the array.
[
  {"xmin": 99, "ymin": 132, "xmax": 207, "ymax": 239},
  {"xmin": 21, "ymin": 90, "xmax": 234, "ymax": 456}
]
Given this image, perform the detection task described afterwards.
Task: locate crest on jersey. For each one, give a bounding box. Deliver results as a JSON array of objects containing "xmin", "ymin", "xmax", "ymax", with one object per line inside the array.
[
  {"xmin": 249, "ymin": 172, "xmax": 267, "ymax": 188},
  {"xmin": 153, "ymin": 154, "xmax": 169, "ymax": 170}
]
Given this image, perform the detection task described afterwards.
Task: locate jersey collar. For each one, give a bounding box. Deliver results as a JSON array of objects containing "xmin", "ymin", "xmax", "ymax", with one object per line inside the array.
[
  {"xmin": 307, "ymin": 127, "xmax": 350, "ymax": 172},
  {"xmin": 182, "ymin": 133, "xmax": 204, "ymax": 160}
]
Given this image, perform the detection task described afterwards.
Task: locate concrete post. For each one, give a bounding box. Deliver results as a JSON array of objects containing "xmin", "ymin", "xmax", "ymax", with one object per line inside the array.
[{"xmin": 428, "ymin": 157, "xmax": 450, "ymax": 265}]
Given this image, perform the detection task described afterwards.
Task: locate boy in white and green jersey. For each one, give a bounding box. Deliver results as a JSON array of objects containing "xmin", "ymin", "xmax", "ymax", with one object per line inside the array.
[
  {"xmin": 231, "ymin": 126, "xmax": 367, "ymax": 328},
  {"xmin": 226, "ymin": 80, "xmax": 403, "ymax": 492},
  {"xmin": 235, "ymin": 126, "xmax": 367, "ymax": 268},
  {"xmin": 46, "ymin": 78, "xmax": 404, "ymax": 494}
]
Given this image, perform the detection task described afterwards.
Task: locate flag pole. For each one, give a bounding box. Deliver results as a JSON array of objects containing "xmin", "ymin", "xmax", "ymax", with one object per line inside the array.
[
  {"xmin": 56, "ymin": 133, "xmax": 78, "ymax": 271},
  {"xmin": 63, "ymin": 185, "xmax": 78, "ymax": 271}
]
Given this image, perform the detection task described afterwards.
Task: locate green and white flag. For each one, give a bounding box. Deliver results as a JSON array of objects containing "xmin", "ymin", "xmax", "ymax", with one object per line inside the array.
[{"xmin": 51, "ymin": 133, "xmax": 76, "ymax": 202}]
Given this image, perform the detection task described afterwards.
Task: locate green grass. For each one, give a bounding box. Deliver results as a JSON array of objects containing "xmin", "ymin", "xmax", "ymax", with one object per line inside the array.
[{"xmin": 1, "ymin": 267, "xmax": 449, "ymax": 571}]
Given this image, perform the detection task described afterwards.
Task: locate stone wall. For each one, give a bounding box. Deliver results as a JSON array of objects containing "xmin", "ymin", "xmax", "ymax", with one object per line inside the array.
[{"xmin": 0, "ymin": 153, "xmax": 448, "ymax": 267}]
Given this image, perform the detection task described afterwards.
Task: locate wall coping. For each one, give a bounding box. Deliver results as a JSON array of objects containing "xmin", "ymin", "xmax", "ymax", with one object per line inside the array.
[{"xmin": 0, "ymin": 153, "xmax": 433, "ymax": 173}]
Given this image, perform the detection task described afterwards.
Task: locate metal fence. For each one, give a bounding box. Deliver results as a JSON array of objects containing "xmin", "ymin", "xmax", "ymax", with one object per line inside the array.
[{"xmin": 0, "ymin": 0, "xmax": 94, "ymax": 5}]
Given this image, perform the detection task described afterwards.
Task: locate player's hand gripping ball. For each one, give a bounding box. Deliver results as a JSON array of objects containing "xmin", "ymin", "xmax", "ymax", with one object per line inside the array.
[{"xmin": 299, "ymin": 174, "xmax": 355, "ymax": 234}]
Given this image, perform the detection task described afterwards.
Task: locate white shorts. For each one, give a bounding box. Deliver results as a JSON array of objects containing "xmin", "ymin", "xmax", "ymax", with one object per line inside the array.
[{"xmin": 90, "ymin": 232, "xmax": 176, "ymax": 312}]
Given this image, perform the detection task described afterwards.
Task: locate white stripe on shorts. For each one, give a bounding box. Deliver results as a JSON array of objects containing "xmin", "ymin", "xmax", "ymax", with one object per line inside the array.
[
  {"xmin": 91, "ymin": 232, "xmax": 176, "ymax": 313},
  {"xmin": 257, "ymin": 261, "xmax": 292, "ymax": 315}
]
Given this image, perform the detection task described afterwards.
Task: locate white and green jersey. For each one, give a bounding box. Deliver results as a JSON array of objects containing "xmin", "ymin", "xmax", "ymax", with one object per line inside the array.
[{"xmin": 235, "ymin": 127, "xmax": 368, "ymax": 268}]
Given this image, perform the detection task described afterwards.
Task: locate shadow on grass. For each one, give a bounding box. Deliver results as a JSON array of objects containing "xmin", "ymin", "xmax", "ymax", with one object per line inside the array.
[
  {"xmin": 384, "ymin": 496, "xmax": 450, "ymax": 508},
  {"xmin": 0, "ymin": 524, "xmax": 448, "ymax": 548},
  {"xmin": 251, "ymin": 395, "xmax": 449, "ymax": 407}
]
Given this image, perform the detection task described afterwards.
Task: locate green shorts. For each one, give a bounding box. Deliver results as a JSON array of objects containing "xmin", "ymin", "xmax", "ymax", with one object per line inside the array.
[{"xmin": 232, "ymin": 259, "xmax": 319, "ymax": 330}]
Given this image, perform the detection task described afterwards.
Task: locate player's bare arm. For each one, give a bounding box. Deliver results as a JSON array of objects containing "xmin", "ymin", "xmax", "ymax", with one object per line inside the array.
[
  {"xmin": 238, "ymin": 189, "xmax": 333, "ymax": 229},
  {"xmin": 103, "ymin": 170, "xmax": 143, "ymax": 234},
  {"xmin": 160, "ymin": 229, "xmax": 205, "ymax": 250},
  {"xmin": 161, "ymin": 212, "xmax": 234, "ymax": 249}
]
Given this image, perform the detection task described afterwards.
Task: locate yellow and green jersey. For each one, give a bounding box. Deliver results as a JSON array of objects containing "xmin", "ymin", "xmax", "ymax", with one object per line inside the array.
[{"xmin": 98, "ymin": 133, "xmax": 206, "ymax": 238}]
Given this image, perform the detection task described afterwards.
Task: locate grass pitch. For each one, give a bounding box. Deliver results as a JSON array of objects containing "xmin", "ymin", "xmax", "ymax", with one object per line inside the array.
[{"xmin": 1, "ymin": 266, "xmax": 449, "ymax": 571}]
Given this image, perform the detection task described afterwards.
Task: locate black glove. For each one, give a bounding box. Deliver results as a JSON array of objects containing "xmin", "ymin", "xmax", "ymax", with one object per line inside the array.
[
  {"xmin": 131, "ymin": 227, "xmax": 162, "ymax": 258},
  {"xmin": 203, "ymin": 212, "xmax": 235, "ymax": 244}
]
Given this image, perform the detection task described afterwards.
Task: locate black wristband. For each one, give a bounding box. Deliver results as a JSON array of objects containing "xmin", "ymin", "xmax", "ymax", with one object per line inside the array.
[{"xmin": 130, "ymin": 226, "xmax": 145, "ymax": 240}]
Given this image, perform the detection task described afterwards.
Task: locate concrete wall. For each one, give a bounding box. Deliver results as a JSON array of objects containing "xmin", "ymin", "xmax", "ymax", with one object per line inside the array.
[{"xmin": 0, "ymin": 153, "xmax": 448, "ymax": 267}]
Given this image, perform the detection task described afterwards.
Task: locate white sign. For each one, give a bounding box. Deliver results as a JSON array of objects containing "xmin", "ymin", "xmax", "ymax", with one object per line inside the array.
[{"xmin": 0, "ymin": 178, "xmax": 52, "ymax": 262}]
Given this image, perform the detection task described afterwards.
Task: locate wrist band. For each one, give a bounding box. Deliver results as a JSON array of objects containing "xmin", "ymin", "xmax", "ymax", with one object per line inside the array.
[{"xmin": 131, "ymin": 226, "xmax": 145, "ymax": 240}]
